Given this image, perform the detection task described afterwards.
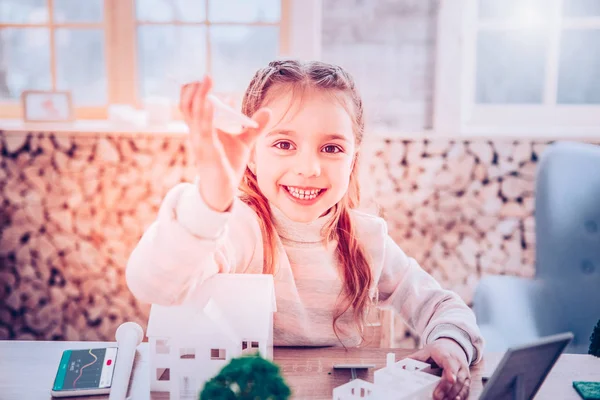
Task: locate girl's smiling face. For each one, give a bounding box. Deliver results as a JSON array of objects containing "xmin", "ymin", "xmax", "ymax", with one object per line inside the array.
[{"xmin": 252, "ymin": 87, "xmax": 357, "ymax": 223}]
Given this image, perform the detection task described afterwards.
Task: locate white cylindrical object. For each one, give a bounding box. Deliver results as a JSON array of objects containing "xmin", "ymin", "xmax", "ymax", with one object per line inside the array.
[
  {"xmin": 386, "ymin": 352, "xmax": 395, "ymax": 368},
  {"xmin": 207, "ymin": 94, "xmax": 258, "ymax": 134},
  {"xmin": 109, "ymin": 322, "xmax": 144, "ymax": 400}
]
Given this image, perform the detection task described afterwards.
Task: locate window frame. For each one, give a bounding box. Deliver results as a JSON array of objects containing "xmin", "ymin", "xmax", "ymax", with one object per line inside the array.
[
  {"xmin": 433, "ymin": 0, "xmax": 600, "ymax": 136},
  {"xmin": 0, "ymin": 0, "xmax": 322, "ymax": 121}
]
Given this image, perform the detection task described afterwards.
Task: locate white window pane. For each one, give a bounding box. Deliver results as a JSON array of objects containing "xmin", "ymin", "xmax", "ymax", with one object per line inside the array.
[
  {"xmin": 476, "ymin": 30, "xmax": 546, "ymax": 104},
  {"xmin": 558, "ymin": 29, "xmax": 600, "ymax": 104},
  {"xmin": 0, "ymin": 28, "xmax": 51, "ymax": 100},
  {"xmin": 209, "ymin": 0, "xmax": 280, "ymax": 23},
  {"xmin": 0, "ymin": 0, "xmax": 47, "ymax": 24},
  {"xmin": 55, "ymin": 29, "xmax": 106, "ymax": 106},
  {"xmin": 563, "ymin": 0, "xmax": 600, "ymax": 17},
  {"xmin": 137, "ymin": 26, "xmax": 207, "ymax": 99},
  {"xmin": 53, "ymin": 0, "xmax": 103, "ymax": 23},
  {"xmin": 211, "ymin": 26, "xmax": 278, "ymax": 93},
  {"xmin": 478, "ymin": 0, "xmax": 550, "ymax": 22},
  {"xmin": 136, "ymin": 0, "xmax": 206, "ymax": 22}
]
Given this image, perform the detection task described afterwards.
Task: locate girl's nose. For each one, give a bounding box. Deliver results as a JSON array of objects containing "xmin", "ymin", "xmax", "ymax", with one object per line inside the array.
[{"xmin": 293, "ymin": 151, "xmax": 321, "ymax": 177}]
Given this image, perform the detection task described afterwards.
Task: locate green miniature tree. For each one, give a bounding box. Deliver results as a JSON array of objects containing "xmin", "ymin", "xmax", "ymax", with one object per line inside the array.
[
  {"xmin": 199, "ymin": 354, "xmax": 291, "ymax": 400},
  {"xmin": 589, "ymin": 319, "xmax": 600, "ymax": 357}
]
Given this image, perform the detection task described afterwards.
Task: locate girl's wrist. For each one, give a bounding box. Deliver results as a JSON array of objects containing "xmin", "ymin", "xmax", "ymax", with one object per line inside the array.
[{"xmin": 197, "ymin": 183, "xmax": 233, "ymax": 213}]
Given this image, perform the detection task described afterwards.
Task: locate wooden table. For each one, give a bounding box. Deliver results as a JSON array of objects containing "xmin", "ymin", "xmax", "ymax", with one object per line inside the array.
[{"xmin": 1, "ymin": 340, "xmax": 599, "ymax": 399}]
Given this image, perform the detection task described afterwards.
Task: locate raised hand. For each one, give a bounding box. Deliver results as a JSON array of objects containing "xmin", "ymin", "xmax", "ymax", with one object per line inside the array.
[{"xmin": 179, "ymin": 76, "xmax": 271, "ymax": 211}]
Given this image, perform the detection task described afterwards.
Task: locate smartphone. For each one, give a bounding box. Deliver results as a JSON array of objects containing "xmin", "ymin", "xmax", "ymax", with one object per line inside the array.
[{"xmin": 51, "ymin": 347, "xmax": 118, "ymax": 398}]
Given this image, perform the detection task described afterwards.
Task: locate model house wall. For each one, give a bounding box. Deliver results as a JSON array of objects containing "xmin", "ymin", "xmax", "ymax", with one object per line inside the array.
[{"xmin": 146, "ymin": 274, "xmax": 277, "ymax": 399}]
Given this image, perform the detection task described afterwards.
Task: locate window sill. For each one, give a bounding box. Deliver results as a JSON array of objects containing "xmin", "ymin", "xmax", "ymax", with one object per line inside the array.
[
  {"xmin": 0, "ymin": 119, "xmax": 189, "ymax": 137},
  {"xmin": 2, "ymin": 120, "xmax": 599, "ymax": 142}
]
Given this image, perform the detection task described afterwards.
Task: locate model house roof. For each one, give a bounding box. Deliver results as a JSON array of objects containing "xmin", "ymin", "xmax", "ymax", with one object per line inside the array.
[{"xmin": 147, "ymin": 274, "xmax": 276, "ymax": 340}]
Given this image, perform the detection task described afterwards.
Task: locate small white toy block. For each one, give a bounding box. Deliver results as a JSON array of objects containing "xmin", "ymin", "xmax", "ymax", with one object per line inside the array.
[
  {"xmin": 374, "ymin": 357, "xmax": 441, "ymax": 400},
  {"xmin": 146, "ymin": 274, "xmax": 277, "ymax": 400}
]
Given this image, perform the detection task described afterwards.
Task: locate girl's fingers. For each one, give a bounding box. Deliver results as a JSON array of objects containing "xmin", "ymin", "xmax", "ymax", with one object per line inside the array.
[
  {"xmin": 434, "ymin": 380, "xmax": 452, "ymax": 400},
  {"xmin": 191, "ymin": 78, "xmax": 205, "ymax": 123},
  {"xmin": 445, "ymin": 366, "xmax": 470, "ymax": 400},
  {"xmin": 435, "ymin": 357, "xmax": 460, "ymax": 400},
  {"xmin": 239, "ymin": 108, "xmax": 272, "ymax": 146},
  {"xmin": 455, "ymin": 377, "xmax": 470, "ymax": 400},
  {"xmin": 442, "ymin": 357, "xmax": 460, "ymax": 384},
  {"xmin": 179, "ymin": 82, "xmax": 199, "ymax": 122},
  {"xmin": 192, "ymin": 76, "xmax": 214, "ymax": 138},
  {"xmin": 199, "ymin": 98, "xmax": 215, "ymax": 142}
]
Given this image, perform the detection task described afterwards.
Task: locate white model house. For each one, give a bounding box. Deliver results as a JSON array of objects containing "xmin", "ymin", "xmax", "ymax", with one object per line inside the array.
[
  {"xmin": 146, "ymin": 274, "xmax": 277, "ymax": 399},
  {"xmin": 333, "ymin": 378, "xmax": 393, "ymax": 400},
  {"xmin": 333, "ymin": 356, "xmax": 441, "ymax": 400}
]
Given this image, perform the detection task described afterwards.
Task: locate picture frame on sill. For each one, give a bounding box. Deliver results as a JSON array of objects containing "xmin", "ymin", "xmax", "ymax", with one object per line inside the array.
[{"xmin": 21, "ymin": 90, "xmax": 74, "ymax": 122}]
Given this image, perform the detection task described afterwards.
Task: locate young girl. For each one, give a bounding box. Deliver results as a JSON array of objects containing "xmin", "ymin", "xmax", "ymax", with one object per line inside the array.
[{"xmin": 127, "ymin": 60, "xmax": 483, "ymax": 400}]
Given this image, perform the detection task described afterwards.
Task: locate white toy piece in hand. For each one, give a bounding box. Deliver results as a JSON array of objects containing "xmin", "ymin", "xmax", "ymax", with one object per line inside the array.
[
  {"xmin": 171, "ymin": 74, "xmax": 259, "ymax": 134},
  {"xmin": 206, "ymin": 94, "xmax": 259, "ymax": 134}
]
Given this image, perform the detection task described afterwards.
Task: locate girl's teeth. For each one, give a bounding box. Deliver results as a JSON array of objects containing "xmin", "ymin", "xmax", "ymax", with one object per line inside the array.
[{"xmin": 286, "ymin": 186, "xmax": 321, "ymax": 200}]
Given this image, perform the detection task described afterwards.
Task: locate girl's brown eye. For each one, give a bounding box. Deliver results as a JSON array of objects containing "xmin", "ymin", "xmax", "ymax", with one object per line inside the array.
[
  {"xmin": 323, "ymin": 145, "xmax": 342, "ymax": 153},
  {"xmin": 275, "ymin": 141, "xmax": 293, "ymax": 150}
]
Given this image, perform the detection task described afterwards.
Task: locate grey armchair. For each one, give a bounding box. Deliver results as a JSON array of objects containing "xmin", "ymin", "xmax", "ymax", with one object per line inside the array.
[{"xmin": 474, "ymin": 141, "xmax": 600, "ymax": 354}]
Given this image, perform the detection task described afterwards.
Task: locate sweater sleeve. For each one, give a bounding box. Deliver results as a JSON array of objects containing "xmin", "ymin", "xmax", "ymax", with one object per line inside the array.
[
  {"xmin": 376, "ymin": 224, "xmax": 484, "ymax": 365},
  {"xmin": 126, "ymin": 180, "xmax": 261, "ymax": 306}
]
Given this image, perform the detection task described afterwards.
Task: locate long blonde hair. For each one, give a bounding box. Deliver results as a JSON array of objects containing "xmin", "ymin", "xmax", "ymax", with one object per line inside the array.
[{"xmin": 239, "ymin": 60, "xmax": 373, "ymax": 343}]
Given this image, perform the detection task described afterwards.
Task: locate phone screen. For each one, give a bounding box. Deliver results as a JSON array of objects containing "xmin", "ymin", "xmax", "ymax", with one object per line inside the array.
[{"xmin": 53, "ymin": 348, "xmax": 118, "ymax": 391}]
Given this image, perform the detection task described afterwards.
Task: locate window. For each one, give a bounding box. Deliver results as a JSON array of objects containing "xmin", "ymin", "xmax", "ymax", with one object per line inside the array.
[
  {"xmin": 0, "ymin": 0, "xmax": 322, "ymax": 120},
  {"xmin": 135, "ymin": 0, "xmax": 281, "ymax": 100},
  {"xmin": 156, "ymin": 367, "xmax": 170, "ymax": 381},
  {"xmin": 434, "ymin": 0, "xmax": 600, "ymax": 135},
  {"xmin": 155, "ymin": 338, "xmax": 170, "ymax": 354},
  {"xmin": 179, "ymin": 347, "xmax": 196, "ymax": 359},
  {"xmin": 241, "ymin": 340, "xmax": 260, "ymax": 354},
  {"xmin": 0, "ymin": 0, "xmax": 106, "ymax": 118},
  {"xmin": 210, "ymin": 348, "xmax": 226, "ymax": 360}
]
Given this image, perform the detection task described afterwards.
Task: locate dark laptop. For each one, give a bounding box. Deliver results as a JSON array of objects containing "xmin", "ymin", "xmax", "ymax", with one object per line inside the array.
[{"xmin": 479, "ymin": 332, "xmax": 574, "ymax": 400}]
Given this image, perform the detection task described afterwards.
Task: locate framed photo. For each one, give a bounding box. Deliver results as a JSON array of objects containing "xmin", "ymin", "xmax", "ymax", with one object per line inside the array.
[{"xmin": 21, "ymin": 90, "xmax": 73, "ymax": 122}]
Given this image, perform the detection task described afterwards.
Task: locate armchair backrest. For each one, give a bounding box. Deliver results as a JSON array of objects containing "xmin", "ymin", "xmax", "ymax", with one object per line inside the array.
[{"xmin": 535, "ymin": 141, "xmax": 600, "ymax": 345}]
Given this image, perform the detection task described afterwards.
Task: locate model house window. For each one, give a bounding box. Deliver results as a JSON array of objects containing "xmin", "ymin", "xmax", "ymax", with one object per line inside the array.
[
  {"xmin": 350, "ymin": 387, "xmax": 369, "ymax": 397},
  {"xmin": 179, "ymin": 347, "xmax": 196, "ymax": 359},
  {"xmin": 210, "ymin": 348, "xmax": 226, "ymax": 360},
  {"xmin": 156, "ymin": 338, "xmax": 170, "ymax": 354},
  {"xmin": 242, "ymin": 340, "xmax": 260, "ymax": 354},
  {"xmin": 434, "ymin": 0, "xmax": 600, "ymax": 134},
  {"xmin": 241, "ymin": 340, "xmax": 260, "ymax": 349},
  {"xmin": 156, "ymin": 367, "xmax": 170, "ymax": 381},
  {"xmin": 0, "ymin": 0, "xmax": 321, "ymax": 120}
]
